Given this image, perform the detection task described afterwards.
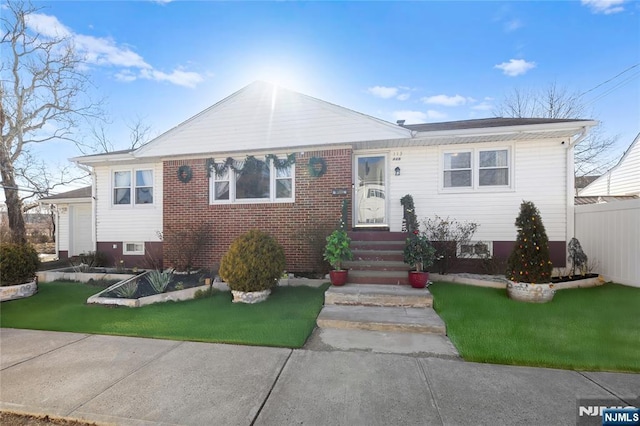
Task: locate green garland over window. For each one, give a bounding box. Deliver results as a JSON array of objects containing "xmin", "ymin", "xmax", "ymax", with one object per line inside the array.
[
  {"xmin": 206, "ymin": 153, "xmax": 296, "ymax": 178},
  {"xmin": 307, "ymin": 156, "xmax": 327, "ymax": 178}
]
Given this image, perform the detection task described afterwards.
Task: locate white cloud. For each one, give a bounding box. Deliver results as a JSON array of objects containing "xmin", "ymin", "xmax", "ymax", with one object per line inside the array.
[
  {"xmin": 367, "ymin": 85, "xmax": 411, "ymax": 100},
  {"xmin": 368, "ymin": 86, "xmax": 398, "ymax": 99},
  {"xmin": 426, "ymin": 110, "xmax": 447, "ymax": 120},
  {"xmin": 472, "ymin": 102, "xmax": 493, "ymax": 111},
  {"xmin": 25, "ymin": 12, "xmax": 204, "ymax": 88},
  {"xmin": 25, "ymin": 13, "xmax": 72, "ymax": 38},
  {"xmin": 505, "ymin": 19, "xmax": 523, "ymax": 32},
  {"xmin": 422, "ymin": 94, "xmax": 472, "ymax": 107},
  {"xmin": 494, "ymin": 59, "xmax": 536, "ymax": 77},
  {"xmin": 581, "ymin": 0, "xmax": 626, "ymax": 14},
  {"xmin": 139, "ymin": 68, "xmax": 204, "ymax": 89},
  {"xmin": 392, "ymin": 110, "xmax": 427, "ymax": 124}
]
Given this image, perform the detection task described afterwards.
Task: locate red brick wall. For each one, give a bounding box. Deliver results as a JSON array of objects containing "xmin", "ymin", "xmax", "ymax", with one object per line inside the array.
[{"xmin": 163, "ymin": 149, "xmax": 353, "ymax": 273}]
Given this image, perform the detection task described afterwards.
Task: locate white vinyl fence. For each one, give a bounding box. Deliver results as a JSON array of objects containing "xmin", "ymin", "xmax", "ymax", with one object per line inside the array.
[{"xmin": 575, "ymin": 199, "xmax": 640, "ymax": 287}]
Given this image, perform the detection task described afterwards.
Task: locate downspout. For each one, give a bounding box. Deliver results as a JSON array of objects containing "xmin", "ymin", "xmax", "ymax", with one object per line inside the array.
[
  {"xmin": 565, "ymin": 126, "xmax": 592, "ymax": 244},
  {"xmin": 75, "ymin": 162, "xmax": 97, "ymax": 253}
]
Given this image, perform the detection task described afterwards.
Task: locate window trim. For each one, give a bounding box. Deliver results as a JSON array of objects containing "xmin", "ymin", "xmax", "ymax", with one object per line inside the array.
[
  {"xmin": 112, "ymin": 168, "xmax": 155, "ymax": 207},
  {"xmin": 123, "ymin": 242, "xmax": 145, "ymax": 255},
  {"xmin": 443, "ymin": 150, "xmax": 473, "ymax": 189},
  {"xmin": 440, "ymin": 146, "xmax": 513, "ymax": 193},
  {"xmin": 210, "ymin": 159, "xmax": 295, "ymax": 204},
  {"xmin": 478, "ymin": 149, "xmax": 510, "ymax": 187}
]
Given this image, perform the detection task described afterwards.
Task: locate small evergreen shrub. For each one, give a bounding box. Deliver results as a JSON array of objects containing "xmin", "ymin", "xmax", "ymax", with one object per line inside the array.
[
  {"xmin": 219, "ymin": 230, "xmax": 286, "ymax": 292},
  {"xmin": 0, "ymin": 243, "xmax": 40, "ymax": 286},
  {"xmin": 506, "ymin": 201, "xmax": 553, "ymax": 283}
]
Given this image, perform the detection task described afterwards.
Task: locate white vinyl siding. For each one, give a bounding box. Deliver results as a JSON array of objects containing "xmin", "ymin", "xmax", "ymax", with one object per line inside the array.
[
  {"xmin": 579, "ymin": 136, "xmax": 639, "ymax": 196},
  {"xmin": 95, "ymin": 162, "xmax": 163, "ymax": 242},
  {"xmin": 134, "ymin": 82, "xmax": 411, "ymax": 158},
  {"xmin": 386, "ymin": 139, "xmax": 568, "ymax": 241}
]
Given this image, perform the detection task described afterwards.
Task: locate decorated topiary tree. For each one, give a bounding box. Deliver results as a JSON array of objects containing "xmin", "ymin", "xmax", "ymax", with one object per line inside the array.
[
  {"xmin": 219, "ymin": 230, "xmax": 285, "ymax": 293},
  {"xmin": 506, "ymin": 201, "xmax": 553, "ymax": 284}
]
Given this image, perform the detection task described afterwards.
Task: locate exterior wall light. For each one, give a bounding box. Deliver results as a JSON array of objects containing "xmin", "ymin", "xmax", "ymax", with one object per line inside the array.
[{"xmin": 395, "ymin": 167, "xmax": 401, "ymax": 176}]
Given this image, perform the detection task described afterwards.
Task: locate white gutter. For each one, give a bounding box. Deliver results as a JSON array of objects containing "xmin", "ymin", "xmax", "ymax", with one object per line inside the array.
[
  {"xmin": 411, "ymin": 120, "xmax": 599, "ymax": 139},
  {"xmin": 565, "ymin": 124, "xmax": 596, "ymax": 245},
  {"xmin": 74, "ymin": 162, "xmax": 98, "ymax": 253}
]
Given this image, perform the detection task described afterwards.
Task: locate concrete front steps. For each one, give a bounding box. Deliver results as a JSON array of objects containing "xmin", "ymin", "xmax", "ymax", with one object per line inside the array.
[{"xmin": 314, "ymin": 284, "xmax": 459, "ymax": 358}]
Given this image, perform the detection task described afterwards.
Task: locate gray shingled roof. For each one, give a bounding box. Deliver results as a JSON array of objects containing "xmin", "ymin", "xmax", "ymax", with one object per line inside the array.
[
  {"xmin": 40, "ymin": 186, "xmax": 92, "ymax": 200},
  {"xmin": 402, "ymin": 118, "xmax": 589, "ymax": 132}
]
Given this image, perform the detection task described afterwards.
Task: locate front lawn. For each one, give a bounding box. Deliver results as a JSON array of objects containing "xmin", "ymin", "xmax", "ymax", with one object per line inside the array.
[
  {"xmin": 0, "ymin": 281, "xmax": 329, "ymax": 348},
  {"xmin": 430, "ymin": 282, "xmax": 640, "ymax": 372}
]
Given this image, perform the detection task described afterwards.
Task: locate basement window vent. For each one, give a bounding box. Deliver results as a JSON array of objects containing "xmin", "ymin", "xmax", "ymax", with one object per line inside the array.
[{"xmin": 123, "ymin": 242, "xmax": 145, "ymax": 255}]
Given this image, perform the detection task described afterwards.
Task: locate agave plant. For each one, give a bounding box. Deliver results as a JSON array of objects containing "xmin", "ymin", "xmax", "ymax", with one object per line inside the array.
[
  {"xmin": 113, "ymin": 279, "xmax": 139, "ymax": 298},
  {"xmin": 146, "ymin": 269, "xmax": 174, "ymax": 294}
]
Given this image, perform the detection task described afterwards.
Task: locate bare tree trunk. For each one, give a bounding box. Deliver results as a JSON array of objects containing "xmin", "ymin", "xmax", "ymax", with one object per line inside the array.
[{"xmin": 0, "ymin": 150, "xmax": 27, "ymax": 244}]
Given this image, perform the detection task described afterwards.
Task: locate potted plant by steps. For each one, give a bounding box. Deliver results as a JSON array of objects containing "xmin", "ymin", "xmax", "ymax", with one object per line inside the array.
[
  {"xmin": 323, "ymin": 229, "xmax": 353, "ymax": 286},
  {"xmin": 403, "ymin": 230, "xmax": 436, "ymax": 288},
  {"xmin": 505, "ymin": 201, "xmax": 555, "ymax": 303}
]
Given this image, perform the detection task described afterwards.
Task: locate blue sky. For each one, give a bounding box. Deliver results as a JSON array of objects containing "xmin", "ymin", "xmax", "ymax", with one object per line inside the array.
[{"xmin": 25, "ymin": 0, "xmax": 640, "ymax": 180}]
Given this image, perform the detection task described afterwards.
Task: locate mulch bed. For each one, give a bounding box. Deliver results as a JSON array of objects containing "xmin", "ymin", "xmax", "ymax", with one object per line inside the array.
[{"xmin": 0, "ymin": 412, "xmax": 96, "ymax": 426}]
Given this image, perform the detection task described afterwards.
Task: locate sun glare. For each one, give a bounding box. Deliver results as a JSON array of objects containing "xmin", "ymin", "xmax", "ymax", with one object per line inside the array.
[{"xmin": 249, "ymin": 64, "xmax": 314, "ymax": 94}]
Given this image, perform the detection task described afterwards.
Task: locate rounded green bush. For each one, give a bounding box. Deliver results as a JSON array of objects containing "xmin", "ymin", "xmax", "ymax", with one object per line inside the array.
[
  {"xmin": 219, "ymin": 230, "xmax": 285, "ymax": 292},
  {"xmin": 0, "ymin": 243, "xmax": 40, "ymax": 286}
]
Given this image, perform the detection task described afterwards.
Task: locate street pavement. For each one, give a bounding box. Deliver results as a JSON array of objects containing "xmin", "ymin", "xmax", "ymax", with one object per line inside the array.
[{"xmin": 1, "ymin": 328, "xmax": 638, "ymax": 425}]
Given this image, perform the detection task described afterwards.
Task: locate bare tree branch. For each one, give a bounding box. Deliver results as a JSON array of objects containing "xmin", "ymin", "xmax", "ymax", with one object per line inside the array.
[
  {"xmin": 1, "ymin": 0, "xmax": 102, "ymax": 243},
  {"xmin": 494, "ymin": 82, "xmax": 618, "ymax": 177}
]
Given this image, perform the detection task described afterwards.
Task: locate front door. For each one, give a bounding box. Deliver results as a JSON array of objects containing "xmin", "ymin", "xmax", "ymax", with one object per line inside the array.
[{"xmin": 355, "ymin": 155, "xmax": 387, "ymax": 227}]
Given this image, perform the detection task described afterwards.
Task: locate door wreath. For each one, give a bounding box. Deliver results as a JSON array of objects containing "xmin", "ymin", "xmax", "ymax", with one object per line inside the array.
[
  {"xmin": 177, "ymin": 165, "xmax": 193, "ymax": 183},
  {"xmin": 308, "ymin": 157, "xmax": 327, "ymax": 178}
]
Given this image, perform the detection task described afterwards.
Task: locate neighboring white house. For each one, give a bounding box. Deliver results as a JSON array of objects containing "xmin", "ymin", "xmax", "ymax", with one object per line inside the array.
[
  {"xmin": 579, "ymin": 133, "xmax": 640, "ymax": 197},
  {"xmin": 40, "ymin": 186, "xmax": 92, "ymax": 259},
  {"xmin": 70, "ymin": 81, "xmax": 597, "ymax": 272}
]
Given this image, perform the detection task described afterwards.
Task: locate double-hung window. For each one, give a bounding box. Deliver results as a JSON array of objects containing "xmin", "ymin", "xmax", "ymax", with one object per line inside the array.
[
  {"xmin": 443, "ymin": 152, "xmax": 472, "ymax": 188},
  {"xmin": 479, "ymin": 149, "xmax": 509, "ymax": 186},
  {"xmin": 211, "ymin": 159, "xmax": 294, "ymax": 203},
  {"xmin": 442, "ymin": 147, "xmax": 511, "ymax": 191},
  {"xmin": 113, "ymin": 169, "xmax": 154, "ymax": 206}
]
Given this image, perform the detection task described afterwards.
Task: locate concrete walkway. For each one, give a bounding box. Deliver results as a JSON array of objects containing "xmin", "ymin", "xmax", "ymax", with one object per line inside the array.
[{"xmin": 1, "ymin": 328, "xmax": 638, "ymax": 425}]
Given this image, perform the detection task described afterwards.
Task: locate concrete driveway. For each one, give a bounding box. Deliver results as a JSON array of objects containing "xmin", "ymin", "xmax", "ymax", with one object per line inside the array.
[{"xmin": 1, "ymin": 328, "xmax": 638, "ymax": 425}]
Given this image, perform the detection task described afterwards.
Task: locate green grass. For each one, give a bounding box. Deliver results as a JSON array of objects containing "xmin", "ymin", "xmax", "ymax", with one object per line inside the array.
[
  {"xmin": 430, "ymin": 282, "xmax": 640, "ymax": 372},
  {"xmin": 0, "ymin": 281, "xmax": 330, "ymax": 348}
]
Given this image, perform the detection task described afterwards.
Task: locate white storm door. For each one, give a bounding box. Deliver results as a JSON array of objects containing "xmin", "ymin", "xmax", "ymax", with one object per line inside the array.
[{"xmin": 355, "ymin": 155, "xmax": 388, "ymax": 226}]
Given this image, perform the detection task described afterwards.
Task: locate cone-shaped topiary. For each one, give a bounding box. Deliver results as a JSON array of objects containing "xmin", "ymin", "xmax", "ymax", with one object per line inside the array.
[
  {"xmin": 506, "ymin": 201, "xmax": 553, "ymax": 284},
  {"xmin": 219, "ymin": 230, "xmax": 286, "ymax": 292}
]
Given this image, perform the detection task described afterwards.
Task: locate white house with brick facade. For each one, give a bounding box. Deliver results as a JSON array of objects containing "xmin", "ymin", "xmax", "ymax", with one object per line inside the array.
[{"xmin": 69, "ymin": 81, "xmax": 596, "ymax": 277}]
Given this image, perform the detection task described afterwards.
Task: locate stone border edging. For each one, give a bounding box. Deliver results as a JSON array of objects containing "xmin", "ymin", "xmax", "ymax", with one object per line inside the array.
[
  {"xmin": 431, "ymin": 273, "xmax": 606, "ymax": 289},
  {"xmin": 0, "ymin": 280, "xmax": 37, "ymax": 302}
]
